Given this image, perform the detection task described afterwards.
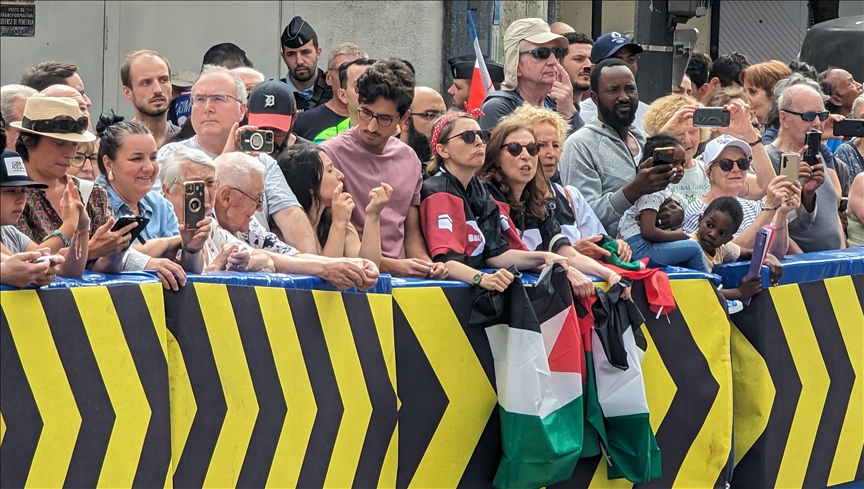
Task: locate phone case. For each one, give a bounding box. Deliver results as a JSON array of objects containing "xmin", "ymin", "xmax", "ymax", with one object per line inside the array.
[{"xmin": 184, "ymin": 182, "xmax": 206, "ymax": 230}]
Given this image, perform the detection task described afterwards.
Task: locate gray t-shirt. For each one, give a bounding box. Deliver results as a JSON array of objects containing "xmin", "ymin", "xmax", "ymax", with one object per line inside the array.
[
  {"xmin": 1, "ymin": 225, "xmax": 31, "ymax": 254},
  {"xmin": 766, "ymin": 145, "xmax": 842, "ymax": 252},
  {"xmin": 157, "ymin": 137, "xmax": 301, "ymax": 233}
]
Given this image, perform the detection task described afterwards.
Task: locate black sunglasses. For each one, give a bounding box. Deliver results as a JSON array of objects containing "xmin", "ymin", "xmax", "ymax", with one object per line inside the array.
[
  {"xmin": 715, "ymin": 157, "xmax": 752, "ymax": 172},
  {"xmin": 22, "ymin": 115, "xmax": 88, "ymax": 135},
  {"xmin": 519, "ymin": 47, "xmax": 566, "ymax": 61},
  {"xmin": 443, "ymin": 130, "xmax": 490, "ymax": 145},
  {"xmin": 781, "ymin": 109, "xmax": 829, "ymax": 122},
  {"xmin": 501, "ymin": 142, "xmax": 540, "ymax": 157}
]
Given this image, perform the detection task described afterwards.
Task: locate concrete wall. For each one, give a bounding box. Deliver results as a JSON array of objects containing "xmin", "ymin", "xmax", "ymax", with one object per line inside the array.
[{"xmin": 1, "ymin": 0, "xmax": 444, "ymax": 118}]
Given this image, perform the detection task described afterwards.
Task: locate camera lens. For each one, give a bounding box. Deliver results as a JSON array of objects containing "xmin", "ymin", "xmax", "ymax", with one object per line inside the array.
[
  {"xmin": 185, "ymin": 184, "xmax": 193, "ymax": 193},
  {"xmin": 189, "ymin": 198, "xmax": 201, "ymax": 212},
  {"xmin": 250, "ymin": 132, "xmax": 264, "ymax": 150},
  {"xmin": 265, "ymin": 132, "xmax": 274, "ymax": 142}
]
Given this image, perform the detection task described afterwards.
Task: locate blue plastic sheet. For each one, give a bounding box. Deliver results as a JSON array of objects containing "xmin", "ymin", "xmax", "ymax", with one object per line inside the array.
[
  {"xmin": 0, "ymin": 270, "xmax": 161, "ymax": 291},
  {"xmin": 188, "ymin": 271, "xmax": 392, "ymax": 294},
  {"xmin": 714, "ymin": 246, "xmax": 864, "ymax": 290}
]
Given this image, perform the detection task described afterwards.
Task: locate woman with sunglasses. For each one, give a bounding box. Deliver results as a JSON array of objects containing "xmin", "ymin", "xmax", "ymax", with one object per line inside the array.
[
  {"xmin": 280, "ymin": 145, "xmax": 391, "ymax": 264},
  {"xmin": 477, "ymin": 119, "xmax": 627, "ymax": 296},
  {"xmin": 67, "ymin": 140, "xmax": 100, "ymax": 181},
  {"xmin": 683, "ymin": 135, "xmax": 798, "ymax": 252},
  {"xmin": 420, "ymin": 111, "xmax": 583, "ymax": 293}
]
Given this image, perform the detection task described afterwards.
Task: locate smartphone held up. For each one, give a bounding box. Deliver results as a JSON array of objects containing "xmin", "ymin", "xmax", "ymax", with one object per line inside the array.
[{"xmin": 184, "ymin": 181, "xmax": 206, "ymax": 230}]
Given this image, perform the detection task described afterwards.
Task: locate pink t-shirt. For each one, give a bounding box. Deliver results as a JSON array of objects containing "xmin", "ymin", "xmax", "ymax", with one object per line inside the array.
[{"xmin": 320, "ymin": 128, "xmax": 422, "ymax": 259}]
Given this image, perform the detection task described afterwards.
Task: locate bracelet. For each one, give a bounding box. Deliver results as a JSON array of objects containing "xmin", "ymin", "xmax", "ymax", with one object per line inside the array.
[
  {"xmin": 762, "ymin": 205, "xmax": 780, "ymax": 211},
  {"xmin": 47, "ymin": 229, "xmax": 71, "ymax": 248},
  {"xmin": 182, "ymin": 243, "xmax": 202, "ymax": 254},
  {"xmin": 77, "ymin": 218, "xmax": 91, "ymax": 231}
]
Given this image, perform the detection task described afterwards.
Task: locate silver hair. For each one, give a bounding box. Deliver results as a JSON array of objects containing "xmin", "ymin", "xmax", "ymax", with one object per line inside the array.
[
  {"xmin": 852, "ymin": 95, "xmax": 864, "ymax": 117},
  {"xmin": 214, "ymin": 152, "xmax": 265, "ymax": 192},
  {"xmin": 327, "ymin": 42, "xmax": 368, "ymax": 70},
  {"xmin": 1, "ymin": 84, "xmax": 39, "ymax": 123},
  {"xmin": 769, "ymin": 73, "xmax": 827, "ymax": 122},
  {"xmin": 231, "ymin": 66, "xmax": 265, "ymax": 84},
  {"xmin": 198, "ymin": 64, "xmax": 248, "ymax": 102},
  {"xmin": 159, "ymin": 147, "xmax": 216, "ymax": 189}
]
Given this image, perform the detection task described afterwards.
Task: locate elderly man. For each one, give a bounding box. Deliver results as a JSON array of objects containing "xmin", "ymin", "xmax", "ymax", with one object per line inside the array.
[
  {"xmin": 819, "ymin": 67, "xmax": 863, "ymax": 116},
  {"xmin": 121, "ymin": 50, "xmax": 178, "ymax": 147},
  {"xmin": 41, "ymin": 85, "xmax": 91, "ymax": 128},
  {"xmin": 479, "ymin": 18, "xmax": 578, "ymax": 131},
  {"xmin": 232, "ymin": 67, "xmax": 265, "ymax": 95},
  {"xmin": 767, "ymin": 82, "xmax": 844, "ymax": 252},
  {"xmin": 208, "ymin": 151, "xmax": 380, "ymax": 289},
  {"xmin": 399, "ymin": 86, "xmax": 446, "ymax": 164},
  {"xmin": 294, "ymin": 43, "xmax": 367, "ymax": 143},
  {"xmin": 1, "ymin": 84, "xmax": 38, "ymax": 149},
  {"xmin": 157, "ymin": 64, "xmax": 318, "ymax": 253}
]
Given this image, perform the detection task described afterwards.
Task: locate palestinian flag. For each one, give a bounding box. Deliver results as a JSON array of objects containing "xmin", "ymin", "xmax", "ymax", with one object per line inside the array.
[
  {"xmin": 585, "ymin": 281, "xmax": 661, "ymax": 483},
  {"xmin": 483, "ymin": 264, "xmax": 584, "ymax": 489}
]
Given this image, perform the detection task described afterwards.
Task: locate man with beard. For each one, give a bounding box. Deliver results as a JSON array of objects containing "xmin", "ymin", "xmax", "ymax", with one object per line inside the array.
[
  {"xmin": 578, "ymin": 31, "xmax": 650, "ymax": 130},
  {"xmin": 246, "ymin": 79, "xmax": 312, "ymax": 158},
  {"xmin": 559, "ymin": 32, "xmax": 593, "ymax": 130},
  {"xmin": 279, "ymin": 16, "xmax": 332, "ymax": 112},
  {"xmin": 559, "ymin": 58, "xmax": 681, "ymax": 236},
  {"xmin": 446, "ymin": 54, "xmax": 504, "ymax": 111},
  {"xmin": 399, "ymin": 86, "xmax": 446, "ymax": 170},
  {"xmin": 121, "ymin": 50, "xmax": 178, "ymax": 147}
]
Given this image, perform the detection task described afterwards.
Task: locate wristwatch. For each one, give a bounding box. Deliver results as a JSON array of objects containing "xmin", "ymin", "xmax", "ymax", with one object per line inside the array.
[{"xmin": 472, "ymin": 272, "xmax": 484, "ymax": 287}]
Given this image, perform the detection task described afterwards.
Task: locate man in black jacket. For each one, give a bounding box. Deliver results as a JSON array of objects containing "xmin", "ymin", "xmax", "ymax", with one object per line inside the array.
[{"xmin": 279, "ymin": 16, "xmax": 333, "ymax": 112}]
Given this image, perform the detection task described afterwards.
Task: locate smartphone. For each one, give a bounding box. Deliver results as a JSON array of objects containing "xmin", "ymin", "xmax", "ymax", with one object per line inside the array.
[
  {"xmin": 839, "ymin": 197, "xmax": 848, "ymax": 213},
  {"xmin": 239, "ymin": 129, "xmax": 275, "ymax": 154},
  {"xmin": 111, "ymin": 215, "xmax": 150, "ymax": 244},
  {"xmin": 693, "ymin": 107, "xmax": 731, "ymax": 127},
  {"xmin": 653, "ymin": 146, "xmax": 675, "ymax": 166},
  {"xmin": 184, "ymin": 181, "xmax": 206, "ymax": 230},
  {"xmin": 33, "ymin": 254, "xmax": 61, "ymax": 265},
  {"xmin": 804, "ymin": 130, "xmax": 821, "ymax": 165},
  {"xmin": 832, "ymin": 119, "xmax": 864, "ymax": 138},
  {"xmin": 779, "ymin": 153, "xmax": 800, "ymax": 182}
]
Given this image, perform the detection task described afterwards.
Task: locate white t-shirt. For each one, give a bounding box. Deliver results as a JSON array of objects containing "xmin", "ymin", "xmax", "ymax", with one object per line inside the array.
[
  {"xmin": 618, "ymin": 188, "xmax": 672, "ymax": 240},
  {"xmin": 669, "ymin": 157, "xmax": 710, "ymax": 208}
]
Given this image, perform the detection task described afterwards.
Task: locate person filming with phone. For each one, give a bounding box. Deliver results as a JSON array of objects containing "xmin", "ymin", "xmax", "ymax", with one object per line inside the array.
[{"xmin": 766, "ymin": 82, "xmax": 844, "ymax": 252}]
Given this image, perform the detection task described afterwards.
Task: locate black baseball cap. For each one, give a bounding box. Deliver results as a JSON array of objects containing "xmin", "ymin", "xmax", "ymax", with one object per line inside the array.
[
  {"xmin": 247, "ymin": 79, "xmax": 296, "ymax": 132},
  {"xmin": 1, "ymin": 149, "xmax": 47, "ymax": 188},
  {"xmin": 447, "ymin": 54, "xmax": 505, "ymax": 83},
  {"xmin": 591, "ymin": 31, "xmax": 643, "ymax": 64},
  {"xmin": 281, "ymin": 16, "xmax": 316, "ymax": 49}
]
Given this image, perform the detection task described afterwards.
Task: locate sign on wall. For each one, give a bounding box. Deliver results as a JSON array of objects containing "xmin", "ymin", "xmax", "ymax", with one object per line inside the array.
[{"xmin": 0, "ymin": 0, "xmax": 35, "ymax": 37}]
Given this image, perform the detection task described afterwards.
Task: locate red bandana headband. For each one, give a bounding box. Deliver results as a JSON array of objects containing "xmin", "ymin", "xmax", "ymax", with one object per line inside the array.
[{"xmin": 429, "ymin": 108, "xmax": 484, "ymax": 157}]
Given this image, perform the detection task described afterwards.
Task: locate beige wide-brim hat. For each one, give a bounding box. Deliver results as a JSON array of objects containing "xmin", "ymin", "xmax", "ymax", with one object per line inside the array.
[
  {"xmin": 502, "ymin": 18, "xmax": 567, "ymax": 90},
  {"xmin": 172, "ymin": 70, "xmax": 199, "ymax": 88},
  {"xmin": 10, "ymin": 96, "xmax": 96, "ymax": 143}
]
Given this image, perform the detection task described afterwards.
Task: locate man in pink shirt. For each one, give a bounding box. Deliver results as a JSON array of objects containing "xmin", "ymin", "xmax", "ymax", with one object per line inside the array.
[{"xmin": 320, "ymin": 59, "xmax": 447, "ymax": 279}]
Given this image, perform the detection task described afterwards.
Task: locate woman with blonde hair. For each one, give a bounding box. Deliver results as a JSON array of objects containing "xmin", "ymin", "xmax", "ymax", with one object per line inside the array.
[{"xmin": 500, "ymin": 103, "xmax": 632, "ymax": 262}]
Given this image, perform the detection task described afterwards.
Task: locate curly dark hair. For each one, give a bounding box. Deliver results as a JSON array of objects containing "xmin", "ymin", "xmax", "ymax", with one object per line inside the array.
[
  {"xmin": 641, "ymin": 133, "xmax": 684, "ymax": 164},
  {"xmin": 21, "ymin": 61, "xmax": 79, "ymax": 91},
  {"xmin": 702, "ymin": 196, "xmax": 744, "ymax": 233},
  {"xmin": 478, "ymin": 120, "xmax": 550, "ymax": 220},
  {"xmin": 709, "ymin": 52, "xmax": 750, "ymax": 87},
  {"xmin": 356, "ymin": 58, "xmax": 415, "ymax": 116}
]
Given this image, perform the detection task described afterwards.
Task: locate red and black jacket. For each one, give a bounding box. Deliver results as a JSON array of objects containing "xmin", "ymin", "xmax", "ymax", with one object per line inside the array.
[
  {"xmin": 482, "ymin": 181, "xmax": 570, "ymax": 253},
  {"xmin": 420, "ymin": 169, "xmax": 510, "ymax": 269}
]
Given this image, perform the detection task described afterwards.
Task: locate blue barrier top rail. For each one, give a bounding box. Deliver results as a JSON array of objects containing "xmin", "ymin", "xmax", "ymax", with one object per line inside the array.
[{"xmin": 2, "ymin": 247, "xmax": 861, "ymax": 292}]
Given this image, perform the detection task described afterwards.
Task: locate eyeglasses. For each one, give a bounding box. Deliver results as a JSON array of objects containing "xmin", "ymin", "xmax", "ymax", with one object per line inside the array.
[
  {"xmin": 519, "ymin": 47, "xmax": 567, "ymax": 61},
  {"xmin": 204, "ymin": 179, "xmax": 220, "ymax": 189},
  {"xmin": 230, "ymin": 187, "xmax": 264, "ymax": 209},
  {"xmin": 22, "ymin": 115, "xmax": 88, "ymax": 135},
  {"xmin": 501, "ymin": 142, "xmax": 540, "ymax": 157},
  {"xmin": 72, "ymin": 153, "xmax": 98, "ymax": 167},
  {"xmin": 358, "ymin": 107, "xmax": 396, "ymax": 127},
  {"xmin": 715, "ymin": 157, "xmax": 752, "ymax": 172},
  {"xmin": 411, "ymin": 110, "xmax": 444, "ymax": 121},
  {"xmin": 191, "ymin": 93, "xmax": 242, "ymax": 106},
  {"xmin": 781, "ymin": 109, "xmax": 829, "ymax": 122},
  {"xmin": 443, "ymin": 129, "xmax": 490, "ymax": 145}
]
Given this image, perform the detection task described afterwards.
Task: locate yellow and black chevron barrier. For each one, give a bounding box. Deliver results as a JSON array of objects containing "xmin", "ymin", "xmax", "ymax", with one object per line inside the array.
[
  {"xmin": 0, "ymin": 284, "xmax": 170, "ymax": 489},
  {"xmin": 730, "ymin": 274, "xmax": 864, "ymax": 489}
]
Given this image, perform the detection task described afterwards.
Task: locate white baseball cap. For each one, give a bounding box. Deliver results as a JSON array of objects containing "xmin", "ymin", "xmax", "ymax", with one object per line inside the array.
[{"xmin": 703, "ymin": 134, "xmax": 752, "ymax": 167}]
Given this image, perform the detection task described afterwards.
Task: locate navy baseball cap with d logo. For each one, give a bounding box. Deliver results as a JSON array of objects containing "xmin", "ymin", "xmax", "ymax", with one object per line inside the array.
[
  {"xmin": 1, "ymin": 149, "xmax": 47, "ymax": 188},
  {"xmin": 247, "ymin": 79, "xmax": 297, "ymax": 132}
]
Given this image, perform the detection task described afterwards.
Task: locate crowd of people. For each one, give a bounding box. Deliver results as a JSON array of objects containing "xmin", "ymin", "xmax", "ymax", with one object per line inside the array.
[{"xmin": 1, "ymin": 15, "xmax": 861, "ymax": 308}]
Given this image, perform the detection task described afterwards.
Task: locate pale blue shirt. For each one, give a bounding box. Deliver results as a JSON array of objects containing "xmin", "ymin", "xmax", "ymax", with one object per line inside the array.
[{"xmin": 97, "ymin": 175, "xmax": 180, "ymax": 241}]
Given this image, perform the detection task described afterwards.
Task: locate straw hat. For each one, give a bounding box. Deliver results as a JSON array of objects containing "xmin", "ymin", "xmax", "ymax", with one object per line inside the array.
[{"xmin": 10, "ymin": 97, "xmax": 96, "ymax": 143}]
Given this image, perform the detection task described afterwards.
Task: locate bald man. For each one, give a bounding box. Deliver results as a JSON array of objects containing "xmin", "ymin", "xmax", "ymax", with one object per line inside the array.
[
  {"xmin": 550, "ymin": 21, "xmax": 576, "ymax": 35},
  {"xmin": 41, "ymin": 84, "xmax": 92, "ymax": 128},
  {"xmin": 231, "ymin": 67, "xmax": 265, "ymax": 95},
  {"xmin": 400, "ymin": 86, "xmax": 446, "ymax": 167}
]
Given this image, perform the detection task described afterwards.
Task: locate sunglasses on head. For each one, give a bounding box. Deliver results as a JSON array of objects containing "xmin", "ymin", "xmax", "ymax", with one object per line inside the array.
[
  {"xmin": 501, "ymin": 142, "xmax": 540, "ymax": 157},
  {"xmin": 715, "ymin": 157, "xmax": 752, "ymax": 172},
  {"xmin": 443, "ymin": 129, "xmax": 490, "ymax": 145},
  {"xmin": 22, "ymin": 115, "xmax": 88, "ymax": 135},
  {"xmin": 781, "ymin": 109, "xmax": 829, "ymax": 122},
  {"xmin": 519, "ymin": 47, "xmax": 567, "ymax": 61}
]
